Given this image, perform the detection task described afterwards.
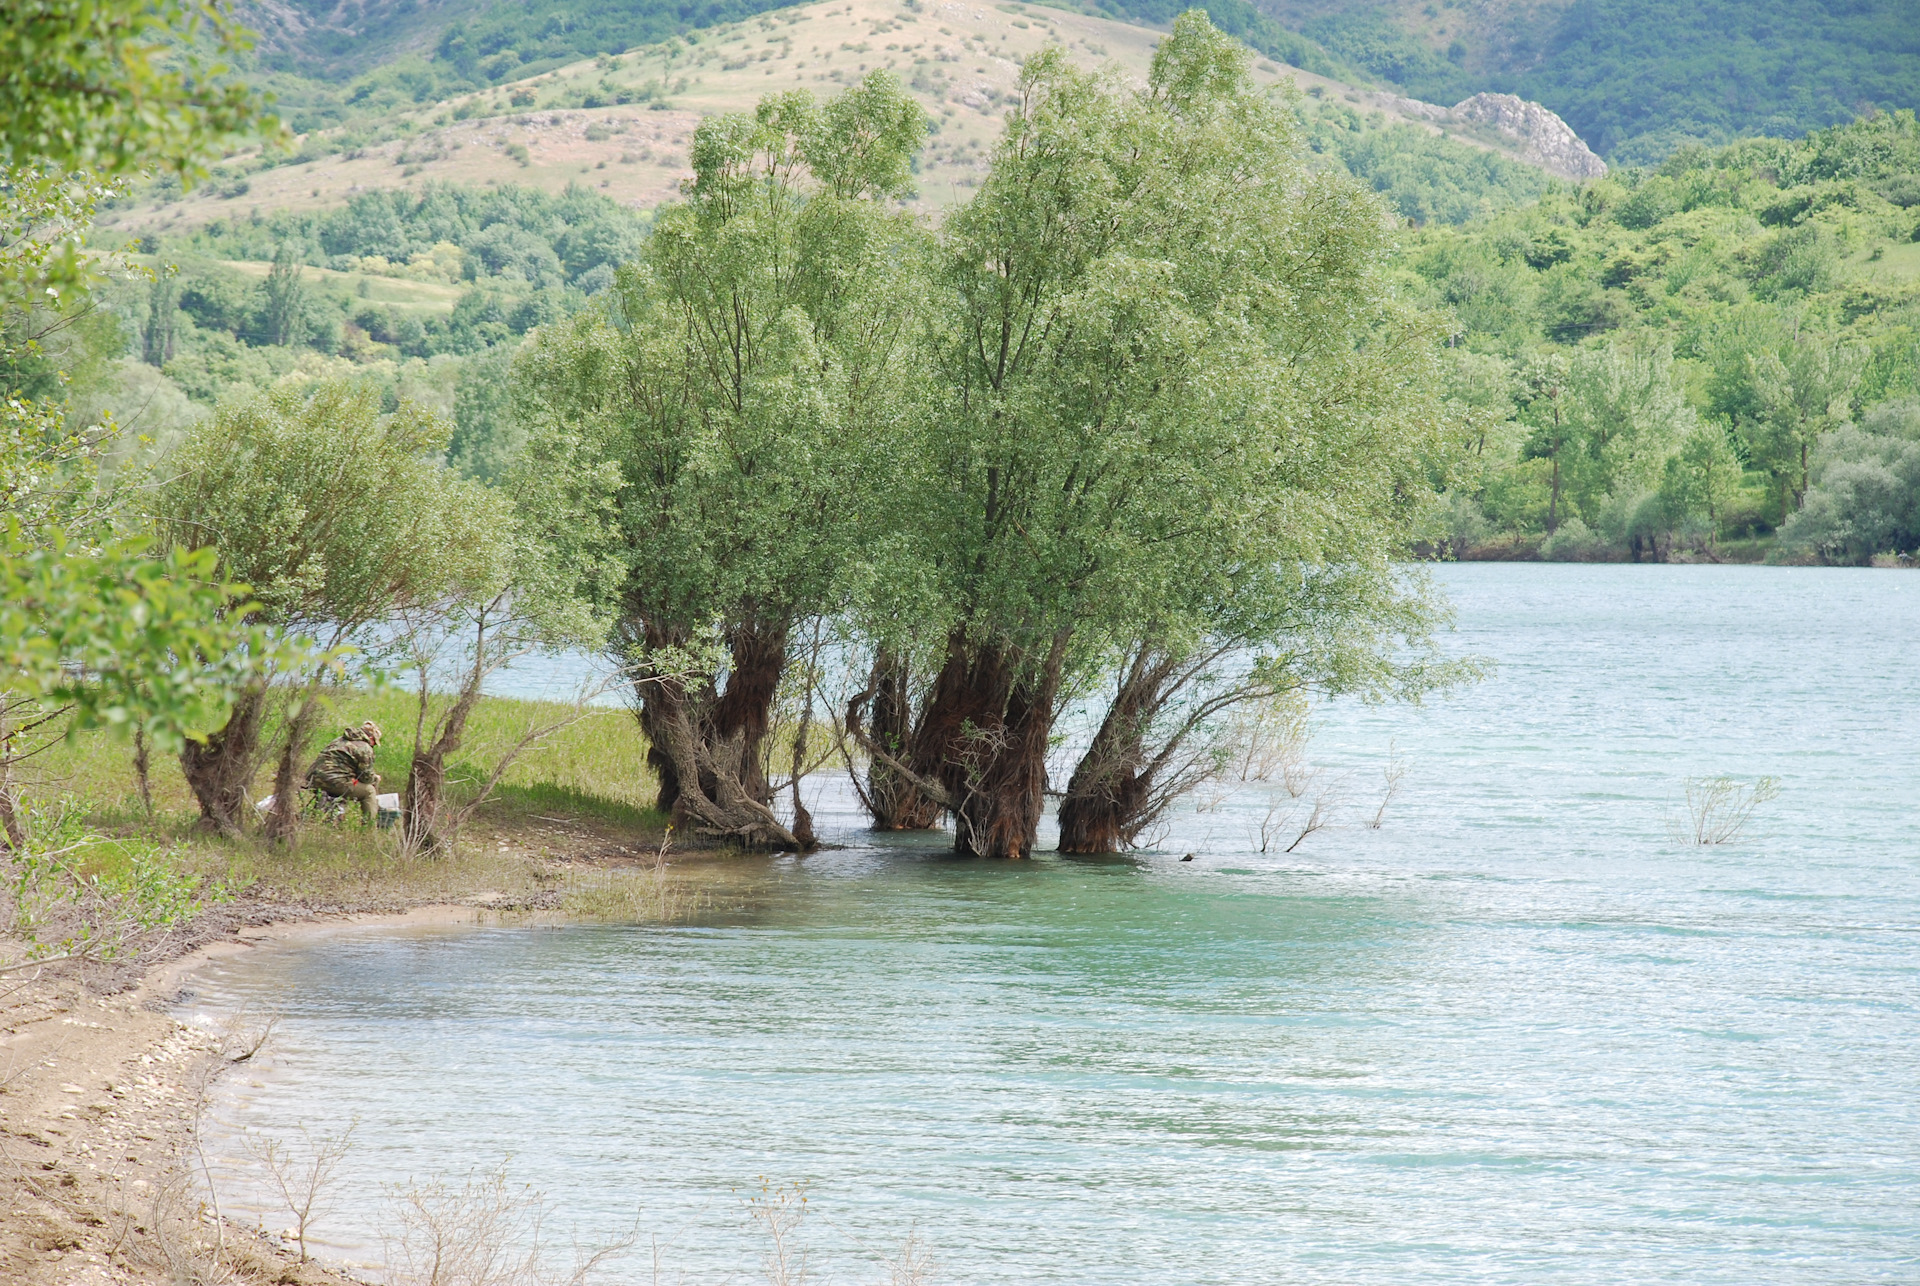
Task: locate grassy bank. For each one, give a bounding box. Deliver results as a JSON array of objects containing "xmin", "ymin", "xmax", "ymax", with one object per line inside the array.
[{"xmin": 8, "ymin": 689, "xmax": 692, "ymax": 934}]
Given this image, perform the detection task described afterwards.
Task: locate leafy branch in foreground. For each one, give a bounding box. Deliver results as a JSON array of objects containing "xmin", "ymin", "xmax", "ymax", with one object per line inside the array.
[
  {"xmin": 0, "ymin": 522, "xmax": 291, "ymax": 849},
  {"xmin": 0, "ymin": 0, "xmax": 276, "ymax": 182}
]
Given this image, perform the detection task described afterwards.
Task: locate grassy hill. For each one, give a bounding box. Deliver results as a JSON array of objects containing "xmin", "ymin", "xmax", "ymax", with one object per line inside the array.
[
  {"xmin": 236, "ymin": 0, "xmax": 1342, "ymax": 137},
  {"xmin": 230, "ymin": 0, "xmax": 1920, "ymax": 166},
  {"xmin": 108, "ymin": 0, "xmax": 1556, "ymax": 236}
]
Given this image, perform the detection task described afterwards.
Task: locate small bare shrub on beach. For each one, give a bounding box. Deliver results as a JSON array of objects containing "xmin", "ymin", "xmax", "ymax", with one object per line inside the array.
[
  {"xmin": 1676, "ymin": 775, "xmax": 1780, "ymax": 845},
  {"xmin": 385, "ymin": 1165, "xmax": 635, "ymax": 1286},
  {"xmin": 246, "ymin": 1121, "xmax": 356, "ymax": 1261}
]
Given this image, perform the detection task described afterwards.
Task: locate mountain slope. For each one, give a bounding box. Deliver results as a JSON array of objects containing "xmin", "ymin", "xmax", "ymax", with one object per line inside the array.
[
  {"xmin": 237, "ymin": 0, "xmax": 1920, "ymax": 162},
  {"xmin": 114, "ymin": 0, "xmax": 1566, "ymax": 236},
  {"xmin": 1256, "ymin": 0, "xmax": 1920, "ymax": 164}
]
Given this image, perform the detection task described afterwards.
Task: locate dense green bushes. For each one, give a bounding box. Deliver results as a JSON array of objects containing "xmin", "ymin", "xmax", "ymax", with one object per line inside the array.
[
  {"xmin": 1300, "ymin": 100, "xmax": 1549, "ymax": 226},
  {"xmin": 172, "ymin": 182, "xmax": 646, "ymax": 284},
  {"xmin": 1410, "ymin": 111, "xmax": 1920, "ymax": 563}
]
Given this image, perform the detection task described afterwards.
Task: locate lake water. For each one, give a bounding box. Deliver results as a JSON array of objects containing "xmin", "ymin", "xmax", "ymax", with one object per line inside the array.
[{"xmin": 182, "ymin": 564, "xmax": 1920, "ymax": 1284}]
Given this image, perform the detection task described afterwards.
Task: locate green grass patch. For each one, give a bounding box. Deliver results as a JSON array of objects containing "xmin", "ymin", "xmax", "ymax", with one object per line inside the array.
[{"xmin": 20, "ymin": 688, "xmax": 663, "ymax": 850}]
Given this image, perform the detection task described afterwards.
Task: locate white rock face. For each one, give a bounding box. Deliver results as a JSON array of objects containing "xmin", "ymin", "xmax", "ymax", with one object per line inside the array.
[
  {"xmin": 1378, "ymin": 90, "xmax": 1607, "ymax": 180},
  {"xmin": 1444, "ymin": 92, "xmax": 1608, "ymax": 180}
]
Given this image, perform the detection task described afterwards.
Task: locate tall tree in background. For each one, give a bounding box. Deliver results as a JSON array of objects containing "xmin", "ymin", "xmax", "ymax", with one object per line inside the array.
[
  {"xmin": 1749, "ymin": 329, "xmax": 1866, "ymax": 519},
  {"xmin": 1556, "ymin": 341, "xmax": 1695, "ymax": 528},
  {"xmin": 261, "ymin": 245, "xmax": 307, "ymax": 348},
  {"xmin": 514, "ymin": 73, "xmax": 933, "ymax": 850}
]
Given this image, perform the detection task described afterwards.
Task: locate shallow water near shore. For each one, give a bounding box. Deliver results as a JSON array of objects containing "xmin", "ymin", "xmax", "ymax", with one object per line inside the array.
[{"xmin": 184, "ymin": 564, "xmax": 1920, "ymax": 1283}]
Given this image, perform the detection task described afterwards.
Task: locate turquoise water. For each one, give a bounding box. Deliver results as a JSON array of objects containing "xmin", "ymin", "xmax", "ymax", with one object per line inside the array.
[{"xmin": 186, "ymin": 565, "xmax": 1920, "ymax": 1283}]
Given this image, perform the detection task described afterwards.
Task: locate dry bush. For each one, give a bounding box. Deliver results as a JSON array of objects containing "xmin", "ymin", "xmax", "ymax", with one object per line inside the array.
[
  {"xmin": 883, "ymin": 1232, "xmax": 936, "ymax": 1286},
  {"xmin": 1227, "ymin": 693, "xmax": 1311, "ymax": 795},
  {"xmin": 1366, "ymin": 745, "xmax": 1407, "ymax": 830},
  {"xmin": 1257, "ymin": 778, "xmax": 1339, "ymax": 855},
  {"xmin": 1676, "ymin": 775, "xmax": 1780, "ymax": 845},
  {"xmin": 245, "ymin": 1121, "xmax": 356, "ymax": 1261},
  {"xmin": 384, "ymin": 1165, "xmax": 634, "ymax": 1286},
  {"xmin": 745, "ymin": 1180, "xmax": 810, "ymax": 1286}
]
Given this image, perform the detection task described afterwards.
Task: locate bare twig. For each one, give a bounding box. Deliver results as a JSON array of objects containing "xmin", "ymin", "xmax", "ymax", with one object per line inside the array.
[
  {"xmin": 247, "ymin": 1121, "xmax": 357, "ymax": 1262},
  {"xmin": 1677, "ymin": 775, "xmax": 1780, "ymax": 845},
  {"xmin": 1367, "ymin": 744, "xmax": 1406, "ymax": 830}
]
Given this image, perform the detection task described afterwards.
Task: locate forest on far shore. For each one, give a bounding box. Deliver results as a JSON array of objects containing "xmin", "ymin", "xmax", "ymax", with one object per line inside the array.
[{"xmin": 1402, "ymin": 110, "xmax": 1920, "ymax": 565}]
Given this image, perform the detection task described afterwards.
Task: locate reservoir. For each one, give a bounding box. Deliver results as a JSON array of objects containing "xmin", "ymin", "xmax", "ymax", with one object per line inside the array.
[{"xmin": 184, "ymin": 564, "xmax": 1920, "ymax": 1283}]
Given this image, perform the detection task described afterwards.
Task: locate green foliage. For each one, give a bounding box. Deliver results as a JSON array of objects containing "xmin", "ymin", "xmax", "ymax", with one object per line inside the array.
[
  {"xmin": 1779, "ymin": 398, "xmax": 1920, "ymax": 562},
  {"xmin": 1504, "ymin": 0, "xmax": 1920, "ymax": 165},
  {"xmin": 922, "ymin": 21, "xmax": 1449, "ymax": 690},
  {"xmin": 8, "ymin": 799, "xmax": 229, "ymax": 959},
  {"xmin": 0, "ymin": 169, "xmax": 129, "ymax": 335},
  {"xmin": 1090, "ymin": 0, "xmax": 1343, "ymax": 79},
  {"xmin": 1256, "ymin": 0, "xmax": 1920, "ymax": 167},
  {"xmin": 447, "ymin": 341, "xmax": 523, "ymax": 480},
  {"xmin": 154, "ymin": 382, "xmax": 514, "ymax": 641},
  {"xmin": 1300, "ymin": 101, "xmax": 1550, "ymax": 226},
  {"xmin": 177, "ymin": 182, "xmax": 646, "ymax": 281},
  {"xmin": 123, "ymin": 183, "xmax": 644, "ymax": 398},
  {"xmin": 516, "ymin": 71, "xmax": 932, "ymax": 654},
  {"xmin": 0, "ymin": 525, "xmax": 273, "ymax": 751},
  {"xmin": 1301, "ymin": 8, "xmax": 1472, "ymax": 105},
  {"xmin": 0, "ymin": 0, "xmax": 272, "ymax": 179},
  {"xmin": 1404, "ymin": 110, "xmax": 1920, "ymax": 561}
]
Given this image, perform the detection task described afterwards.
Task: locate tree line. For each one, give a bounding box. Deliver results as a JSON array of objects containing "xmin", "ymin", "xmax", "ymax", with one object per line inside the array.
[
  {"xmin": 3, "ymin": 11, "xmax": 1465, "ymax": 859},
  {"xmin": 1407, "ymin": 110, "xmax": 1920, "ymax": 563}
]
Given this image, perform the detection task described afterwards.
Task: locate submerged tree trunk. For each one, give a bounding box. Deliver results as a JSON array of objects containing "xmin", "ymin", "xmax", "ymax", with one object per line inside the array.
[
  {"xmin": 180, "ymin": 683, "xmax": 268, "ymax": 837},
  {"xmin": 857, "ymin": 649, "xmax": 943, "ymax": 830},
  {"xmin": 632, "ymin": 617, "xmax": 808, "ymax": 851},
  {"xmin": 633, "ymin": 618, "xmax": 788, "ymax": 825},
  {"xmin": 950, "ymin": 662, "xmax": 1059, "ymax": 859},
  {"xmin": 1058, "ymin": 642, "xmax": 1281, "ymax": 855},
  {"xmin": 1056, "ymin": 651, "xmax": 1175, "ymax": 855},
  {"xmin": 929, "ymin": 631, "xmax": 1068, "ymax": 860},
  {"xmin": 848, "ymin": 630, "xmax": 1072, "ymax": 859},
  {"xmin": 646, "ymin": 676, "xmax": 804, "ymax": 850}
]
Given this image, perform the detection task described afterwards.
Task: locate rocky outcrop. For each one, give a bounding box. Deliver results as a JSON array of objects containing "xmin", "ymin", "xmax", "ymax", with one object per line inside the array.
[
  {"xmin": 1382, "ymin": 91, "xmax": 1608, "ymax": 181},
  {"xmin": 1449, "ymin": 92, "xmax": 1608, "ymax": 180}
]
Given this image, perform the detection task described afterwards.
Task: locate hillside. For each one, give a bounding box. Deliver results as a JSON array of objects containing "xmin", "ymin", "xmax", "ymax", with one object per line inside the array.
[
  {"xmin": 232, "ymin": 0, "xmax": 1920, "ymax": 165},
  {"xmin": 237, "ymin": 0, "xmax": 1341, "ymax": 132},
  {"xmin": 1404, "ymin": 111, "xmax": 1920, "ymax": 563},
  {"xmin": 1260, "ymin": 0, "xmax": 1920, "ymax": 165},
  {"xmin": 107, "ymin": 0, "xmax": 1574, "ymax": 235}
]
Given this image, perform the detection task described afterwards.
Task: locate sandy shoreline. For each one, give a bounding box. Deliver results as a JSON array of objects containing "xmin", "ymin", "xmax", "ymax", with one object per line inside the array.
[{"xmin": 0, "ymin": 898, "xmax": 576, "ymax": 1286}]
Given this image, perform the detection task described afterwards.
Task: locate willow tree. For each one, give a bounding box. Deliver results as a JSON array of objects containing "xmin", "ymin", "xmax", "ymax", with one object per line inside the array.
[
  {"xmin": 154, "ymin": 382, "xmax": 510, "ymax": 837},
  {"xmin": 849, "ymin": 13, "xmax": 1460, "ymax": 857},
  {"xmin": 512, "ymin": 74, "xmax": 932, "ymax": 850}
]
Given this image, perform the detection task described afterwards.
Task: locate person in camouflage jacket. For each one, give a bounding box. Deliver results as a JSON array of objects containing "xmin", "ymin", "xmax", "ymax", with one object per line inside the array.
[{"xmin": 304, "ymin": 721, "xmax": 383, "ymax": 822}]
